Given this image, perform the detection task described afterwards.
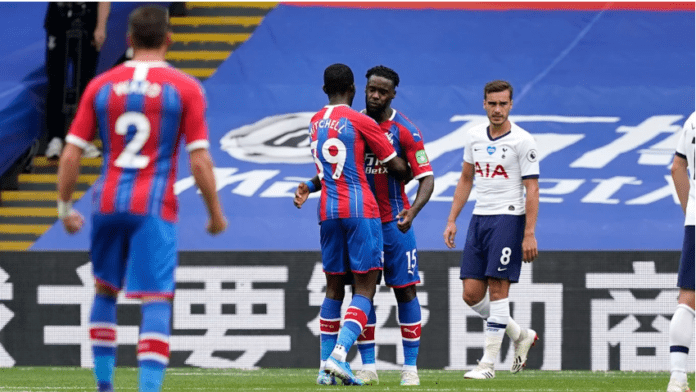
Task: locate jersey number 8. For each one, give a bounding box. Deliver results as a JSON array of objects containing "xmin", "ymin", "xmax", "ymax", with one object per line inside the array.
[
  {"xmin": 311, "ymin": 138, "xmax": 347, "ymax": 180},
  {"xmin": 114, "ymin": 112, "xmax": 151, "ymax": 169}
]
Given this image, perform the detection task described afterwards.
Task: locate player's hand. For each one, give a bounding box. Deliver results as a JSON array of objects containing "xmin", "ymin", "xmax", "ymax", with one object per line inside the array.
[
  {"xmin": 396, "ymin": 208, "xmax": 415, "ymax": 233},
  {"xmin": 522, "ymin": 234, "xmax": 538, "ymax": 262},
  {"xmin": 294, "ymin": 182, "xmax": 310, "ymax": 209},
  {"xmin": 61, "ymin": 210, "xmax": 84, "ymax": 235},
  {"xmin": 207, "ymin": 214, "xmax": 227, "ymax": 235},
  {"xmin": 443, "ymin": 221, "xmax": 457, "ymax": 249},
  {"xmin": 93, "ymin": 26, "xmax": 106, "ymax": 51}
]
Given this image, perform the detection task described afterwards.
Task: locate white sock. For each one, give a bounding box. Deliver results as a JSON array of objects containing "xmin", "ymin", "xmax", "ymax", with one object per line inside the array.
[
  {"xmin": 331, "ymin": 345, "xmax": 348, "ymax": 362},
  {"xmin": 320, "ymin": 360, "xmax": 326, "ymax": 371},
  {"xmin": 470, "ymin": 292, "xmax": 490, "ymax": 319},
  {"xmin": 362, "ymin": 363, "xmax": 377, "ymax": 373},
  {"xmin": 670, "ymin": 304, "xmax": 695, "ymax": 381},
  {"xmin": 481, "ymin": 298, "xmax": 509, "ymax": 364},
  {"xmin": 471, "ymin": 293, "xmax": 521, "ymax": 341},
  {"xmin": 402, "ymin": 364, "xmax": 417, "ymax": 373},
  {"xmin": 507, "ymin": 317, "xmax": 522, "ymax": 341}
]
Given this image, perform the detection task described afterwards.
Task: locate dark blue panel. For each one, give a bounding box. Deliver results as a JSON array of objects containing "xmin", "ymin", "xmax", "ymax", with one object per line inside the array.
[{"xmin": 31, "ymin": 5, "xmax": 696, "ymax": 251}]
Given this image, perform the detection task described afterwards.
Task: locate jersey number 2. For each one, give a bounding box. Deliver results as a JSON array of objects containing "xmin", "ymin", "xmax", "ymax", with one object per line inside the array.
[{"xmin": 114, "ymin": 112, "xmax": 151, "ymax": 169}]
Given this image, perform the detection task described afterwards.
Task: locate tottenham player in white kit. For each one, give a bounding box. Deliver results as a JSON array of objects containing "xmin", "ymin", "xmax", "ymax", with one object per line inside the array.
[
  {"xmin": 444, "ymin": 80, "xmax": 539, "ymax": 379},
  {"xmin": 667, "ymin": 112, "xmax": 695, "ymax": 392}
]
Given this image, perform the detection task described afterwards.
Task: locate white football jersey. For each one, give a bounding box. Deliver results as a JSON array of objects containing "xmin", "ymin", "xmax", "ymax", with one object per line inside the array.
[
  {"xmin": 675, "ymin": 111, "xmax": 696, "ymax": 226},
  {"xmin": 463, "ymin": 121, "xmax": 539, "ymax": 215}
]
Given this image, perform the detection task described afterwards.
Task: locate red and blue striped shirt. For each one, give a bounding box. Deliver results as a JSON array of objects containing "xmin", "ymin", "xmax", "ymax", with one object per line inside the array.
[
  {"xmin": 309, "ymin": 104, "xmax": 396, "ymax": 222},
  {"xmin": 364, "ymin": 109, "xmax": 434, "ymax": 223},
  {"xmin": 66, "ymin": 61, "xmax": 210, "ymax": 222}
]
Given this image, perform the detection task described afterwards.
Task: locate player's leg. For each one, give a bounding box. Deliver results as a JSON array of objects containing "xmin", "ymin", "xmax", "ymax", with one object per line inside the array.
[
  {"xmin": 325, "ymin": 218, "xmax": 382, "ymax": 385},
  {"xmin": 89, "ymin": 214, "xmax": 128, "ymax": 392},
  {"xmin": 355, "ymin": 304, "xmax": 378, "ymax": 384},
  {"xmin": 382, "ymin": 221, "xmax": 422, "ymax": 385},
  {"xmin": 317, "ymin": 274, "xmax": 345, "ymax": 385},
  {"xmin": 126, "ymin": 216, "xmax": 177, "ymax": 392},
  {"xmin": 485, "ymin": 214, "xmax": 537, "ymax": 374},
  {"xmin": 317, "ymin": 219, "xmax": 347, "ymax": 384},
  {"xmin": 395, "ymin": 285, "xmax": 421, "ymax": 386},
  {"xmin": 668, "ymin": 226, "xmax": 695, "ymax": 392}
]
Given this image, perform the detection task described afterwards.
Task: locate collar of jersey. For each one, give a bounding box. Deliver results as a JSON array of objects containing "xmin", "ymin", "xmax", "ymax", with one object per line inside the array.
[
  {"xmin": 124, "ymin": 60, "xmax": 170, "ymax": 68},
  {"xmin": 486, "ymin": 126, "xmax": 512, "ymax": 141},
  {"xmin": 324, "ymin": 104, "xmax": 350, "ymax": 108}
]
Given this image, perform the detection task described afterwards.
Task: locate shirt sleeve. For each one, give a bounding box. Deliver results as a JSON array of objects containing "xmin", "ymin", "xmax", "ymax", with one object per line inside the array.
[
  {"xmin": 518, "ymin": 134, "xmax": 540, "ymax": 179},
  {"xmin": 462, "ymin": 129, "xmax": 474, "ymax": 165},
  {"xmin": 675, "ymin": 119, "xmax": 689, "ymax": 159},
  {"xmin": 65, "ymin": 79, "xmax": 99, "ymax": 149},
  {"xmin": 398, "ymin": 124, "xmax": 433, "ymax": 180},
  {"xmin": 182, "ymin": 80, "xmax": 210, "ymax": 152},
  {"xmin": 357, "ymin": 114, "xmax": 397, "ymax": 163}
]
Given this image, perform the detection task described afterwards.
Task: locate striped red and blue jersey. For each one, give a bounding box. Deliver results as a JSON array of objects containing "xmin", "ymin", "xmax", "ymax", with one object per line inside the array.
[
  {"xmin": 364, "ymin": 110, "xmax": 434, "ymax": 223},
  {"xmin": 66, "ymin": 61, "xmax": 210, "ymax": 223},
  {"xmin": 309, "ymin": 104, "xmax": 397, "ymax": 222}
]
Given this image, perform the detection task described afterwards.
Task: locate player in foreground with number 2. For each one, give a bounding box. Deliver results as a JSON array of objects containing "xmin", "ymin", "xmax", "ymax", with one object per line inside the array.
[
  {"xmin": 56, "ymin": 6, "xmax": 226, "ymax": 392},
  {"xmin": 443, "ymin": 80, "xmax": 539, "ymax": 379},
  {"xmin": 303, "ymin": 63, "xmax": 411, "ymax": 386}
]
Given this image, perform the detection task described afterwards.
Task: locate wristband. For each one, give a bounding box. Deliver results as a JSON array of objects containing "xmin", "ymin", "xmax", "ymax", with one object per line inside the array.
[
  {"xmin": 57, "ymin": 200, "xmax": 73, "ymax": 219},
  {"xmin": 304, "ymin": 180, "xmax": 317, "ymax": 193}
]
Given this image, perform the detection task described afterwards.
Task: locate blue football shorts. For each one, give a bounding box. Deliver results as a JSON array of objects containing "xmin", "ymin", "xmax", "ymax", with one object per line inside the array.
[
  {"xmin": 320, "ymin": 217, "xmax": 383, "ymax": 275},
  {"xmin": 91, "ymin": 213, "xmax": 178, "ymax": 298},
  {"xmin": 678, "ymin": 225, "xmax": 695, "ymax": 290},
  {"xmin": 460, "ymin": 214, "xmax": 525, "ymax": 283},
  {"xmin": 382, "ymin": 220, "xmax": 420, "ymax": 288}
]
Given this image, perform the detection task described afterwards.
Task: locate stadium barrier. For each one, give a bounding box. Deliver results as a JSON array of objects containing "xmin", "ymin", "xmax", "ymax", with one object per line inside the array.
[{"xmin": 0, "ymin": 250, "xmax": 691, "ymax": 371}]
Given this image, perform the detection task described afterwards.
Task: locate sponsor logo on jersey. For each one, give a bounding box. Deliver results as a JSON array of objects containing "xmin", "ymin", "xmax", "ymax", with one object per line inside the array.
[
  {"xmin": 415, "ymin": 150, "xmax": 429, "ymax": 164},
  {"xmin": 487, "ymin": 146, "xmax": 496, "ymax": 155}
]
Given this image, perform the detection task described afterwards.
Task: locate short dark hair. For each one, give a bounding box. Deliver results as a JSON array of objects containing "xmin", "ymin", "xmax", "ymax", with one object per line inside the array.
[
  {"xmin": 484, "ymin": 80, "xmax": 513, "ymax": 100},
  {"xmin": 323, "ymin": 63, "xmax": 354, "ymax": 95},
  {"xmin": 128, "ymin": 6, "xmax": 171, "ymax": 49},
  {"xmin": 365, "ymin": 65, "xmax": 399, "ymax": 88}
]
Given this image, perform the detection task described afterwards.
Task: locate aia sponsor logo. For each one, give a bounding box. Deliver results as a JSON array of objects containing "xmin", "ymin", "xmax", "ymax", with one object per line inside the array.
[{"xmin": 475, "ymin": 162, "xmax": 508, "ymax": 179}]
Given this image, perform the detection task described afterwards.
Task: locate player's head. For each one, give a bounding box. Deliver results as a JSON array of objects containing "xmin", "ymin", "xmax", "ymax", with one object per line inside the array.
[
  {"xmin": 323, "ymin": 63, "xmax": 356, "ymax": 104},
  {"xmin": 127, "ymin": 5, "xmax": 172, "ymax": 51},
  {"xmin": 483, "ymin": 80, "xmax": 513, "ymax": 127},
  {"xmin": 365, "ymin": 65, "xmax": 398, "ymax": 117}
]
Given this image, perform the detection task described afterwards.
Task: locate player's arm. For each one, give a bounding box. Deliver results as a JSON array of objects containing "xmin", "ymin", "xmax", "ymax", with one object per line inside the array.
[
  {"xmin": 189, "ymin": 148, "xmax": 226, "ymax": 235},
  {"xmin": 396, "ymin": 125, "xmax": 434, "ymax": 232},
  {"xmin": 397, "ymin": 175, "xmax": 434, "ymax": 233},
  {"xmin": 56, "ymin": 79, "xmax": 100, "ymax": 234},
  {"xmin": 522, "ymin": 177, "xmax": 539, "ymax": 262},
  {"xmin": 671, "ymin": 154, "xmax": 689, "ymax": 214},
  {"xmin": 93, "ymin": 2, "xmax": 110, "ymax": 51},
  {"xmin": 294, "ymin": 175, "xmax": 321, "ymax": 209},
  {"xmin": 182, "ymin": 81, "xmax": 226, "ymax": 234},
  {"xmin": 359, "ymin": 116, "xmax": 412, "ymax": 181},
  {"xmin": 444, "ymin": 162, "xmax": 475, "ymax": 248},
  {"xmin": 56, "ymin": 144, "xmax": 85, "ymax": 234}
]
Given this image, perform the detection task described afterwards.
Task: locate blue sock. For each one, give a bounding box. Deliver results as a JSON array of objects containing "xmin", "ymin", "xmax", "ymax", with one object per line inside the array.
[
  {"xmin": 334, "ymin": 294, "xmax": 372, "ymax": 360},
  {"xmin": 138, "ymin": 301, "xmax": 171, "ymax": 392},
  {"xmin": 398, "ymin": 297, "xmax": 421, "ymax": 368},
  {"xmin": 320, "ymin": 297, "xmax": 342, "ymax": 364},
  {"xmin": 90, "ymin": 294, "xmax": 117, "ymax": 390},
  {"xmin": 357, "ymin": 304, "xmax": 376, "ymax": 365}
]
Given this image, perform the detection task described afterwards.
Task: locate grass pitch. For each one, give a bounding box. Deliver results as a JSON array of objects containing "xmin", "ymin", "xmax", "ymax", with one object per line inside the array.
[{"xmin": 0, "ymin": 367, "xmax": 692, "ymax": 391}]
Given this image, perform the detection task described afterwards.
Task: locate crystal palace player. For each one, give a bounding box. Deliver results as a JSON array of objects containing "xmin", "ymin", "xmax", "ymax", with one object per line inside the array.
[
  {"xmin": 443, "ymin": 80, "xmax": 539, "ymax": 380},
  {"xmin": 355, "ymin": 66, "xmax": 433, "ymax": 386},
  {"xmin": 296, "ymin": 65, "xmax": 434, "ymax": 386},
  {"xmin": 667, "ymin": 111, "xmax": 695, "ymax": 392},
  {"xmin": 298, "ymin": 63, "xmax": 411, "ymax": 386},
  {"xmin": 56, "ymin": 6, "xmax": 226, "ymax": 392}
]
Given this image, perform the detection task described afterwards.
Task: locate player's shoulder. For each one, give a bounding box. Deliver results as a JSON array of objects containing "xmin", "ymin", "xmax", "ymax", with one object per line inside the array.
[
  {"xmin": 684, "ymin": 111, "xmax": 696, "ymax": 130},
  {"xmin": 392, "ymin": 110, "xmax": 419, "ymax": 132},
  {"xmin": 467, "ymin": 122, "xmax": 489, "ymax": 139},
  {"xmin": 510, "ymin": 122, "xmax": 536, "ymax": 142}
]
